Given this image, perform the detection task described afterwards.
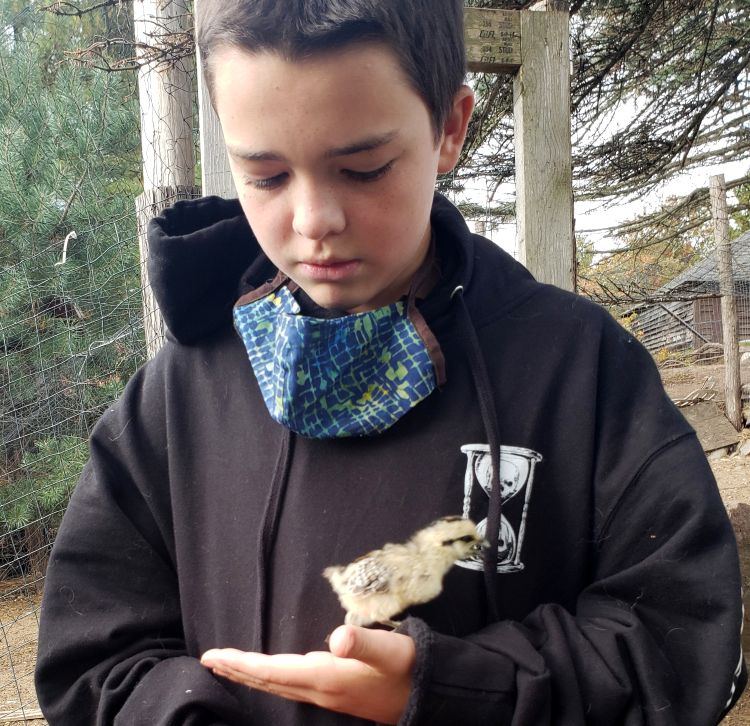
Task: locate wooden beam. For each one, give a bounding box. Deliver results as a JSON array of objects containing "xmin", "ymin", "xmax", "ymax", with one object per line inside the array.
[
  {"xmin": 464, "ymin": 8, "xmax": 521, "ymax": 74},
  {"xmin": 513, "ymin": 9, "xmax": 574, "ymax": 291},
  {"xmin": 0, "ymin": 707, "xmax": 45, "ymax": 723},
  {"xmin": 681, "ymin": 401, "xmax": 740, "ymax": 454},
  {"xmin": 197, "ymin": 46, "xmax": 237, "ymax": 198}
]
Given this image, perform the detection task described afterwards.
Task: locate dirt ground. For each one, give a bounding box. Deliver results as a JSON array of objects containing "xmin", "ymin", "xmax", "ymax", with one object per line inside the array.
[
  {"xmin": 713, "ymin": 454, "xmax": 750, "ymax": 726},
  {"xmin": 2, "ymin": 381, "xmax": 750, "ymax": 724},
  {"xmin": 0, "ymin": 585, "xmax": 43, "ymax": 724},
  {"xmin": 660, "ymin": 360, "xmax": 750, "ymax": 405}
]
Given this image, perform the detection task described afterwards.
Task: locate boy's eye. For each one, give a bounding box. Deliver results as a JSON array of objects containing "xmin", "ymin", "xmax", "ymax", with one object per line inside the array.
[
  {"xmin": 244, "ymin": 160, "xmax": 394, "ymax": 190},
  {"xmin": 343, "ymin": 161, "xmax": 394, "ymax": 183},
  {"xmin": 246, "ymin": 173, "xmax": 287, "ymax": 190}
]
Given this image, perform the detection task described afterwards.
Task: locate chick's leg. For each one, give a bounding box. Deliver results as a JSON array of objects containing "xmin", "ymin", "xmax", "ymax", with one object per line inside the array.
[
  {"xmin": 379, "ymin": 619, "xmax": 402, "ymax": 630},
  {"xmin": 344, "ymin": 611, "xmax": 372, "ymax": 628}
]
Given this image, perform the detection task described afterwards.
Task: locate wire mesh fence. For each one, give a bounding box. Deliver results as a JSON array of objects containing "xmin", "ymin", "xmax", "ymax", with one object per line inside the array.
[
  {"xmin": 0, "ymin": 5, "xmax": 146, "ymax": 720},
  {"xmin": 0, "ymin": 214, "xmax": 147, "ymax": 724}
]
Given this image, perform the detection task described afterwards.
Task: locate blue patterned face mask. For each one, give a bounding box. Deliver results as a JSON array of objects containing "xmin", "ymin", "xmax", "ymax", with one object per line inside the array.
[{"xmin": 233, "ymin": 273, "xmax": 446, "ymax": 438}]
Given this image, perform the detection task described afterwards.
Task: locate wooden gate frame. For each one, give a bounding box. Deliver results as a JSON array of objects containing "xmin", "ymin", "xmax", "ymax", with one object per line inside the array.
[{"xmin": 196, "ymin": 4, "xmax": 574, "ymax": 292}]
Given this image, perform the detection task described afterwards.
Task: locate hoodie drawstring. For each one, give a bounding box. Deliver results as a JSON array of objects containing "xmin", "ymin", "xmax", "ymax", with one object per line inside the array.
[
  {"xmin": 254, "ymin": 426, "xmax": 294, "ymax": 652},
  {"xmin": 451, "ymin": 285, "xmax": 502, "ymax": 623}
]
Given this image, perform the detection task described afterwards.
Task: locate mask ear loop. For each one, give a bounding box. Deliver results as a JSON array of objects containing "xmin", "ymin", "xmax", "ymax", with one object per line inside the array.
[
  {"xmin": 234, "ymin": 270, "xmax": 291, "ymax": 308},
  {"xmin": 405, "ymin": 239, "xmax": 447, "ymax": 387}
]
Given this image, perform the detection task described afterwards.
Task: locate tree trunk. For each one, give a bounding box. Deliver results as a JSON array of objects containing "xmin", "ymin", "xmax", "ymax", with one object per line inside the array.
[{"xmin": 514, "ymin": 9, "xmax": 574, "ymax": 291}]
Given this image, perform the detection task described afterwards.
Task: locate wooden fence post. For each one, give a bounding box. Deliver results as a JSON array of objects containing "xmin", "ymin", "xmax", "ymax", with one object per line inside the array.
[
  {"xmin": 134, "ymin": 0, "xmax": 201, "ymax": 359},
  {"xmin": 710, "ymin": 173, "xmax": 742, "ymax": 430},
  {"xmin": 197, "ymin": 46, "xmax": 237, "ymax": 198},
  {"xmin": 513, "ymin": 8, "xmax": 574, "ymax": 291}
]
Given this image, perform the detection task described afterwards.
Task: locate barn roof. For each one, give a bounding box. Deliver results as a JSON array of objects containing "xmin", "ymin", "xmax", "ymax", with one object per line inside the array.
[{"xmin": 661, "ymin": 229, "xmax": 750, "ymax": 292}]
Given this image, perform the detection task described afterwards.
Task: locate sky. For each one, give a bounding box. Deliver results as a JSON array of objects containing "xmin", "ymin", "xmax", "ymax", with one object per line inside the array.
[
  {"xmin": 470, "ymin": 156, "xmax": 748, "ymax": 261},
  {"xmin": 463, "ymin": 96, "xmax": 749, "ymax": 260}
]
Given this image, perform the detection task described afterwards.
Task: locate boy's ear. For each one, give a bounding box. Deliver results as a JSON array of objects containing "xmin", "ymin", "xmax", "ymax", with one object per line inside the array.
[{"xmin": 437, "ymin": 85, "xmax": 475, "ymax": 174}]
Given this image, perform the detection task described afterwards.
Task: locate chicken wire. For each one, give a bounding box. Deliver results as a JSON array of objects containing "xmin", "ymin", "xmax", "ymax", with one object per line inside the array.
[{"xmin": 0, "ymin": 214, "xmax": 147, "ymax": 724}]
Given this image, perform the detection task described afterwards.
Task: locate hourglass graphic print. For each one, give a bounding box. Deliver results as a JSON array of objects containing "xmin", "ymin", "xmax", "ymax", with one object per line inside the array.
[{"xmin": 457, "ymin": 444, "xmax": 542, "ymax": 573}]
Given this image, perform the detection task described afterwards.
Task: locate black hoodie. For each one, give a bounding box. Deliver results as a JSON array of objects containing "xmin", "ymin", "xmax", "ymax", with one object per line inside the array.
[{"xmin": 36, "ymin": 194, "xmax": 746, "ymax": 725}]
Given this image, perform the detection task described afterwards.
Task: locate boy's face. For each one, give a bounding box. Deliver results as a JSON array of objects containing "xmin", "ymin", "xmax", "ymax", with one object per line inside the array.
[{"xmin": 212, "ymin": 43, "xmax": 472, "ymax": 312}]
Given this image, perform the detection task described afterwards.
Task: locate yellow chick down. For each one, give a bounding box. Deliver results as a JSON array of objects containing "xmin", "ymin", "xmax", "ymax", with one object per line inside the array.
[{"xmin": 323, "ymin": 516, "xmax": 484, "ymax": 628}]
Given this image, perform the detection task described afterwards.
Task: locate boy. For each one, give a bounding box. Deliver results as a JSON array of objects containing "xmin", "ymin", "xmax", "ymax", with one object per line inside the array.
[{"xmin": 35, "ymin": 1, "xmax": 746, "ymax": 724}]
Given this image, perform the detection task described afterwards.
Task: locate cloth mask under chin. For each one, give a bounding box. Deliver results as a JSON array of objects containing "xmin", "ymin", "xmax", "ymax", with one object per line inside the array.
[{"xmin": 233, "ymin": 280, "xmax": 446, "ymax": 438}]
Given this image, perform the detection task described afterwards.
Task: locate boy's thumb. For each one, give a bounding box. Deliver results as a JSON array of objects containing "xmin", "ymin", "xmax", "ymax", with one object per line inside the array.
[{"xmin": 328, "ymin": 624, "xmax": 415, "ymax": 672}]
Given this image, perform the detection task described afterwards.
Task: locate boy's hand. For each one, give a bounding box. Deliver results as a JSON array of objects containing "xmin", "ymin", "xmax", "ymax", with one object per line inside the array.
[{"xmin": 201, "ymin": 625, "xmax": 415, "ymax": 724}]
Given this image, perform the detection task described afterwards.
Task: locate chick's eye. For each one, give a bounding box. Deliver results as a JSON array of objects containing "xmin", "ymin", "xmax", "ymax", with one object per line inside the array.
[{"xmin": 343, "ymin": 161, "xmax": 394, "ymax": 183}]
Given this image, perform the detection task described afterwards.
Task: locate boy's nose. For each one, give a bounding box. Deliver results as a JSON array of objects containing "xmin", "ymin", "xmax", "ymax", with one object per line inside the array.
[{"xmin": 291, "ymin": 184, "xmax": 346, "ymax": 241}]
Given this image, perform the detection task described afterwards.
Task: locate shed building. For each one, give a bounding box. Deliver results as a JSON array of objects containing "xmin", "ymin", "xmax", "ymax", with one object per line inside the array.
[{"xmin": 628, "ymin": 230, "xmax": 750, "ymax": 354}]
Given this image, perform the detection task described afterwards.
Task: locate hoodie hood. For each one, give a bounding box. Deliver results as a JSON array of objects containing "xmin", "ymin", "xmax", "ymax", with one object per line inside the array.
[
  {"xmin": 146, "ymin": 196, "xmax": 259, "ymax": 345},
  {"xmin": 147, "ymin": 192, "xmax": 536, "ymax": 345}
]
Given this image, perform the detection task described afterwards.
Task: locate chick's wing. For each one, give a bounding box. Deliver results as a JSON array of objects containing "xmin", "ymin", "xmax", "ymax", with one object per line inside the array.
[{"xmin": 344, "ymin": 555, "xmax": 393, "ymax": 595}]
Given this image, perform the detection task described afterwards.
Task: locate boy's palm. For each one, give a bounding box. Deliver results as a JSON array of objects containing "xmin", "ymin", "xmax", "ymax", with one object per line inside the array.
[{"xmin": 201, "ymin": 625, "xmax": 415, "ymax": 724}]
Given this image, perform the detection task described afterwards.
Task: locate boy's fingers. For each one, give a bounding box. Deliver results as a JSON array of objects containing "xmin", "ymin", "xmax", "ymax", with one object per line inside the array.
[
  {"xmin": 203, "ymin": 649, "xmax": 331, "ymax": 684},
  {"xmin": 328, "ymin": 625, "xmax": 415, "ymax": 673}
]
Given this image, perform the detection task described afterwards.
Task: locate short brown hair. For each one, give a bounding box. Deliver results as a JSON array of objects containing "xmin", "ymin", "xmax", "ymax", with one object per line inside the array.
[{"xmin": 196, "ymin": 0, "xmax": 466, "ymax": 140}]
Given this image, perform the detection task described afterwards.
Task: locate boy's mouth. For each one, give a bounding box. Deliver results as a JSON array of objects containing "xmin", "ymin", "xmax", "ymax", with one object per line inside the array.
[{"xmin": 299, "ymin": 259, "xmax": 361, "ymax": 282}]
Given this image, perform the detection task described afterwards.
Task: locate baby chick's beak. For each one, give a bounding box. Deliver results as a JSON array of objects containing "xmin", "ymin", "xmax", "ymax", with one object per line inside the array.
[{"xmin": 470, "ymin": 539, "xmax": 489, "ymax": 555}]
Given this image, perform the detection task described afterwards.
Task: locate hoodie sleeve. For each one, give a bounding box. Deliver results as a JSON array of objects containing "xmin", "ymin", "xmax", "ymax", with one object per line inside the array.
[
  {"xmin": 34, "ymin": 358, "xmax": 246, "ymax": 725},
  {"xmin": 398, "ymin": 308, "xmax": 746, "ymax": 726},
  {"xmin": 400, "ymin": 434, "xmax": 745, "ymax": 726}
]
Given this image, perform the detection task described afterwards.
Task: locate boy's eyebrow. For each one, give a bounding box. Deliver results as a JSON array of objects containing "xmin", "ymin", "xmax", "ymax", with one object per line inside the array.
[
  {"xmin": 323, "ymin": 131, "xmax": 398, "ymax": 158},
  {"xmin": 227, "ymin": 147, "xmax": 284, "ymax": 162},
  {"xmin": 226, "ymin": 131, "xmax": 398, "ymax": 163}
]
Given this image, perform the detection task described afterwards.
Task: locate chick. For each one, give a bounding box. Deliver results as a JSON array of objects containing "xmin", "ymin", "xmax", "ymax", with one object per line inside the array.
[{"xmin": 323, "ymin": 516, "xmax": 484, "ymax": 628}]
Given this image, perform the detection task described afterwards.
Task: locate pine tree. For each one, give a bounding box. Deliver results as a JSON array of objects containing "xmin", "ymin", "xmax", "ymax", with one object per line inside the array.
[
  {"xmin": 732, "ymin": 181, "xmax": 750, "ymax": 238},
  {"xmin": 0, "ymin": 8, "xmax": 143, "ymax": 583}
]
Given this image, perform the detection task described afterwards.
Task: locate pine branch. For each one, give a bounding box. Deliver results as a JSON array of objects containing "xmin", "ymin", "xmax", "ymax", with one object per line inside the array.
[
  {"xmin": 40, "ymin": 0, "xmax": 131, "ymax": 17},
  {"xmin": 572, "ymin": 0, "xmax": 667, "ymax": 112},
  {"xmin": 54, "ymin": 170, "xmax": 87, "ymax": 232},
  {"xmin": 695, "ymin": 0, "xmax": 720, "ymax": 98}
]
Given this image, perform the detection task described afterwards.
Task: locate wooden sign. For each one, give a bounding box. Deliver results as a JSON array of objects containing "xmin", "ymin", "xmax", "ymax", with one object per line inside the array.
[{"xmin": 464, "ymin": 8, "xmax": 521, "ymax": 74}]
